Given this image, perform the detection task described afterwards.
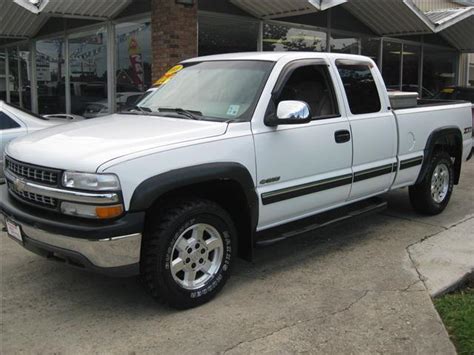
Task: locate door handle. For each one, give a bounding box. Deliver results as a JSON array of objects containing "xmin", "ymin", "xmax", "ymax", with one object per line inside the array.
[{"xmin": 335, "ymin": 130, "xmax": 351, "ymax": 143}]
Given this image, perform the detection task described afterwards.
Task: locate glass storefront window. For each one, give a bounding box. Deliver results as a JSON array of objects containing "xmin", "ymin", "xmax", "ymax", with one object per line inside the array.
[
  {"xmin": 467, "ymin": 53, "xmax": 473, "ymax": 87},
  {"xmin": 382, "ymin": 41, "xmax": 402, "ymax": 90},
  {"xmin": 199, "ymin": 14, "xmax": 259, "ymax": 56},
  {"xmin": 0, "ymin": 49, "xmax": 6, "ymax": 101},
  {"xmin": 8, "ymin": 47, "xmax": 20, "ymax": 106},
  {"xmin": 401, "ymin": 44, "xmax": 421, "ymax": 95},
  {"xmin": 116, "ymin": 20, "xmax": 152, "ymax": 110},
  {"xmin": 69, "ymin": 27, "xmax": 108, "ymax": 117},
  {"xmin": 422, "ymin": 47, "xmax": 457, "ymax": 98},
  {"xmin": 361, "ymin": 38, "xmax": 381, "ymax": 67},
  {"xmin": 330, "ymin": 33, "xmax": 359, "ymax": 54},
  {"xmin": 36, "ymin": 38, "xmax": 65, "ymax": 114},
  {"xmin": 263, "ymin": 23, "xmax": 327, "ymax": 52},
  {"xmin": 18, "ymin": 45, "xmax": 31, "ymax": 109}
]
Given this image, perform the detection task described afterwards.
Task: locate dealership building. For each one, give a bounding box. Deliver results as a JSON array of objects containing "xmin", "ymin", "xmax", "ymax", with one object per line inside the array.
[{"xmin": 0, "ymin": 0, "xmax": 473, "ymax": 116}]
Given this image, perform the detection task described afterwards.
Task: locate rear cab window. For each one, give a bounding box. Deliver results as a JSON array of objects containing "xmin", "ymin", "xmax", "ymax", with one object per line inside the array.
[{"xmin": 336, "ymin": 60, "xmax": 382, "ymax": 115}]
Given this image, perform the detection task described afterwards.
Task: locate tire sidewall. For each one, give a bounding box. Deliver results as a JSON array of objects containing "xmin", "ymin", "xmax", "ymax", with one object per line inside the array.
[{"xmin": 156, "ymin": 206, "xmax": 235, "ymax": 306}]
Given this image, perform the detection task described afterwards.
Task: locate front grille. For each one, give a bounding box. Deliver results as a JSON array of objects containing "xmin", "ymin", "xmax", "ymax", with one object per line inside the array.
[
  {"xmin": 8, "ymin": 181, "xmax": 58, "ymax": 209},
  {"xmin": 5, "ymin": 157, "xmax": 59, "ymax": 186}
]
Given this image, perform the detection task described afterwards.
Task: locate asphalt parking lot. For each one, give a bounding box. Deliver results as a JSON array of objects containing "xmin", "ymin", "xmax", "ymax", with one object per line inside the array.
[{"xmin": 1, "ymin": 161, "xmax": 473, "ymax": 354}]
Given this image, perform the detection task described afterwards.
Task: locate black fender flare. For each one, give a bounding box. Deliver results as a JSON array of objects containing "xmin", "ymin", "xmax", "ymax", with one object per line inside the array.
[
  {"xmin": 416, "ymin": 126, "xmax": 463, "ymax": 185},
  {"xmin": 129, "ymin": 162, "xmax": 258, "ymax": 259}
]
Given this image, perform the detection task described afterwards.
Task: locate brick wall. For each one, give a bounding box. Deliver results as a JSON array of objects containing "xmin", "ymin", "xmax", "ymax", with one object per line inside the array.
[{"xmin": 151, "ymin": 0, "xmax": 198, "ymax": 82}]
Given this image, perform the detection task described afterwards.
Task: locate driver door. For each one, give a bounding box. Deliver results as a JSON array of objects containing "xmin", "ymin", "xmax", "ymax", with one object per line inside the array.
[{"xmin": 252, "ymin": 61, "xmax": 353, "ymax": 231}]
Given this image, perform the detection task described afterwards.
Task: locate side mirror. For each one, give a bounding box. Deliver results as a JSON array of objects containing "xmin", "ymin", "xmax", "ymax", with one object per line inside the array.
[
  {"xmin": 264, "ymin": 100, "xmax": 311, "ymax": 126},
  {"xmin": 277, "ymin": 100, "xmax": 311, "ymax": 121}
]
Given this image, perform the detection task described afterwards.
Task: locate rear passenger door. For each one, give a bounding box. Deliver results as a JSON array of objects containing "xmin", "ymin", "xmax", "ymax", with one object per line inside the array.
[{"xmin": 335, "ymin": 60, "xmax": 397, "ymax": 200}]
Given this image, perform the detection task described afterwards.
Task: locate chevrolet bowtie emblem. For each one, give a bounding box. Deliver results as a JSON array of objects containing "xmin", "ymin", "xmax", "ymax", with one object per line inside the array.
[{"xmin": 14, "ymin": 178, "xmax": 27, "ymax": 193}]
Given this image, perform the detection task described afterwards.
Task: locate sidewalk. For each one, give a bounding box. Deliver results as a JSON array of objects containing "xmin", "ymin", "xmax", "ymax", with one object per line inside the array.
[{"xmin": 408, "ymin": 216, "xmax": 474, "ymax": 297}]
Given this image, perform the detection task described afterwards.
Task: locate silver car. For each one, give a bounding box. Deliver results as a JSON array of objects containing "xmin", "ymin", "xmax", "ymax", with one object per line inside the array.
[{"xmin": 0, "ymin": 101, "xmax": 62, "ymax": 182}]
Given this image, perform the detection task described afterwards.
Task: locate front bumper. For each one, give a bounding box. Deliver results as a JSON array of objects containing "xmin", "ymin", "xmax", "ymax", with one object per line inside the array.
[{"xmin": 0, "ymin": 185, "xmax": 145, "ymax": 277}]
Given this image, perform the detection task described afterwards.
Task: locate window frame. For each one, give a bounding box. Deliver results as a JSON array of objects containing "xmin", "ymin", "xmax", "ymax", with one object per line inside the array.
[
  {"xmin": 335, "ymin": 59, "xmax": 383, "ymax": 115},
  {"xmin": 269, "ymin": 59, "xmax": 341, "ymax": 121}
]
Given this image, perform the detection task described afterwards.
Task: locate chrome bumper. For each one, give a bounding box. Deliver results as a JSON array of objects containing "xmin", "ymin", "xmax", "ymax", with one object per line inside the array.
[{"xmin": 0, "ymin": 212, "xmax": 142, "ymax": 269}]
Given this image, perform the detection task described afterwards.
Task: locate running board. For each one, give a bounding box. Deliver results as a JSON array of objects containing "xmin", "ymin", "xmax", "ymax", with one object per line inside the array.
[{"xmin": 256, "ymin": 197, "xmax": 387, "ymax": 246}]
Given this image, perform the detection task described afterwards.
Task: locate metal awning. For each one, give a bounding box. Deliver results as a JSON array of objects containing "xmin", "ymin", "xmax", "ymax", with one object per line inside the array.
[
  {"xmin": 0, "ymin": 0, "xmax": 47, "ymax": 39},
  {"xmin": 2, "ymin": 0, "xmax": 474, "ymax": 52},
  {"xmin": 230, "ymin": 0, "xmax": 474, "ymax": 52},
  {"xmin": 0, "ymin": 0, "xmax": 132, "ymax": 39},
  {"xmin": 426, "ymin": 7, "xmax": 474, "ymax": 51},
  {"xmin": 229, "ymin": 0, "xmax": 346, "ymax": 19},
  {"xmin": 343, "ymin": 0, "xmax": 435, "ymax": 35},
  {"xmin": 43, "ymin": 0, "xmax": 132, "ymax": 20}
]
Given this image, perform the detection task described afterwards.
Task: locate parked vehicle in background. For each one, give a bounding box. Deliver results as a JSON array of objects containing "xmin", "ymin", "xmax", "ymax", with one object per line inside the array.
[
  {"xmin": 0, "ymin": 101, "xmax": 61, "ymax": 182},
  {"xmin": 1, "ymin": 53, "xmax": 472, "ymax": 309},
  {"xmin": 434, "ymin": 86, "xmax": 474, "ymax": 103}
]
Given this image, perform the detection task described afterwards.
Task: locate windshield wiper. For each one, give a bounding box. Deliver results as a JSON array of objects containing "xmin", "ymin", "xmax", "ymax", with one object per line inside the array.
[
  {"xmin": 129, "ymin": 105, "xmax": 152, "ymax": 114},
  {"xmin": 157, "ymin": 107, "xmax": 203, "ymax": 120}
]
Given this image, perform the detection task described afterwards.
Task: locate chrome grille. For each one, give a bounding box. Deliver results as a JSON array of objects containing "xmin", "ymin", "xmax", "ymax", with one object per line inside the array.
[
  {"xmin": 5, "ymin": 157, "xmax": 59, "ymax": 186},
  {"xmin": 8, "ymin": 182, "xmax": 58, "ymax": 208}
]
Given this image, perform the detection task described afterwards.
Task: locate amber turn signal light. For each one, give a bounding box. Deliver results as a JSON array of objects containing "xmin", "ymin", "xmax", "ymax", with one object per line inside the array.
[{"xmin": 95, "ymin": 205, "xmax": 124, "ymax": 219}]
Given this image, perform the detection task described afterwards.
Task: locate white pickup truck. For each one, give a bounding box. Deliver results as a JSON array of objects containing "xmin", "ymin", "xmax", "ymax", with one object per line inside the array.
[{"xmin": 1, "ymin": 53, "xmax": 472, "ymax": 309}]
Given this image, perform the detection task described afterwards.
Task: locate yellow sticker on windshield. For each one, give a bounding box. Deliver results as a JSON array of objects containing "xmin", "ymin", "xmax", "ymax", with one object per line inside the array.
[
  {"xmin": 441, "ymin": 88, "xmax": 455, "ymax": 94},
  {"xmin": 154, "ymin": 65, "xmax": 184, "ymax": 86}
]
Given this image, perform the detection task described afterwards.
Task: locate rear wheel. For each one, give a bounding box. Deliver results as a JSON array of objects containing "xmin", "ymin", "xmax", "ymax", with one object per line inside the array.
[
  {"xmin": 141, "ymin": 198, "xmax": 236, "ymax": 309},
  {"xmin": 409, "ymin": 151, "xmax": 454, "ymax": 215}
]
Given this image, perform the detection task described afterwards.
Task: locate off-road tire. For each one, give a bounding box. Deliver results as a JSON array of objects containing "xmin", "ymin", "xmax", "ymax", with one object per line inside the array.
[
  {"xmin": 409, "ymin": 151, "xmax": 454, "ymax": 215},
  {"xmin": 141, "ymin": 198, "xmax": 237, "ymax": 309}
]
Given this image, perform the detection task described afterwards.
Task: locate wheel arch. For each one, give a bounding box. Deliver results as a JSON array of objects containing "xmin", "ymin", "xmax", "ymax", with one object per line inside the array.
[
  {"xmin": 417, "ymin": 126, "xmax": 463, "ymax": 185},
  {"xmin": 129, "ymin": 163, "xmax": 258, "ymax": 260}
]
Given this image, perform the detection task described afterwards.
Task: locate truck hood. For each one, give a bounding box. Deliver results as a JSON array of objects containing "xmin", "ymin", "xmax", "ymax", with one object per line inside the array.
[{"xmin": 6, "ymin": 114, "xmax": 228, "ymax": 172}]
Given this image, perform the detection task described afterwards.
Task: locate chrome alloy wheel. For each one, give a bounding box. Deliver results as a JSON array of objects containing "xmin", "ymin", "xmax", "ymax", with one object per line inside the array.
[
  {"xmin": 431, "ymin": 163, "xmax": 450, "ymax": 203},
  {"xmin": 170, "ymin": 223, "xmax": 224, "ymax": 290}
]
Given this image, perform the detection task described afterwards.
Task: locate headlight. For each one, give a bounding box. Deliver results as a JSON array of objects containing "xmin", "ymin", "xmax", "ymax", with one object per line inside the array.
[{"xmin": 62, "ymin": 172, "xmax": 121, "ymax": 191}]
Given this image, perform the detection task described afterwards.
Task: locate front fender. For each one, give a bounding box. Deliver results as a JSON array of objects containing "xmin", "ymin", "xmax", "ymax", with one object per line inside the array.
[{"xmin": 128, "ymin": 162, "xmax": 257, "ymax": 212}]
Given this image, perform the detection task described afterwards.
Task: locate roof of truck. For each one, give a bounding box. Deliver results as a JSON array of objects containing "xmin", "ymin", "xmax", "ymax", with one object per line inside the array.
[{"xmin": 183, "ymin": 52, "xmax": 373, "ymax": 63}]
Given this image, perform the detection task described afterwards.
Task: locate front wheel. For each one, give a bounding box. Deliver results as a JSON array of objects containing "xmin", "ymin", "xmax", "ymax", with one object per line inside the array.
[
  {"xmin": 141, "ymin": 198, "xmax": 236, "ymax": 309},
  {"xmin": 409, "ymin": 151, "xmax": 454, "ymax": 215}
]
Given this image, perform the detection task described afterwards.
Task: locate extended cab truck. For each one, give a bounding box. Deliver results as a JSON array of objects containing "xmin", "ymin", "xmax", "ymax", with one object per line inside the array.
[{"xmin": 1, "ymin": 53, "xmax": 472, "ymax": 309}]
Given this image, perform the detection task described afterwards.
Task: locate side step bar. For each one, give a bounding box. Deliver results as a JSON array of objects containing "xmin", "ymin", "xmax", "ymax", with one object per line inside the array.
[{"xmin": 256, "ymin": 197, "xmax": 387, "ymax": 246}]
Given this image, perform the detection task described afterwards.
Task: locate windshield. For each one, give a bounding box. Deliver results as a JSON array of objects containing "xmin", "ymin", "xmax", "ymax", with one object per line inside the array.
[{"xmin": 136, "ymin": 60, "xmax": 273, "ymax": 121}]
